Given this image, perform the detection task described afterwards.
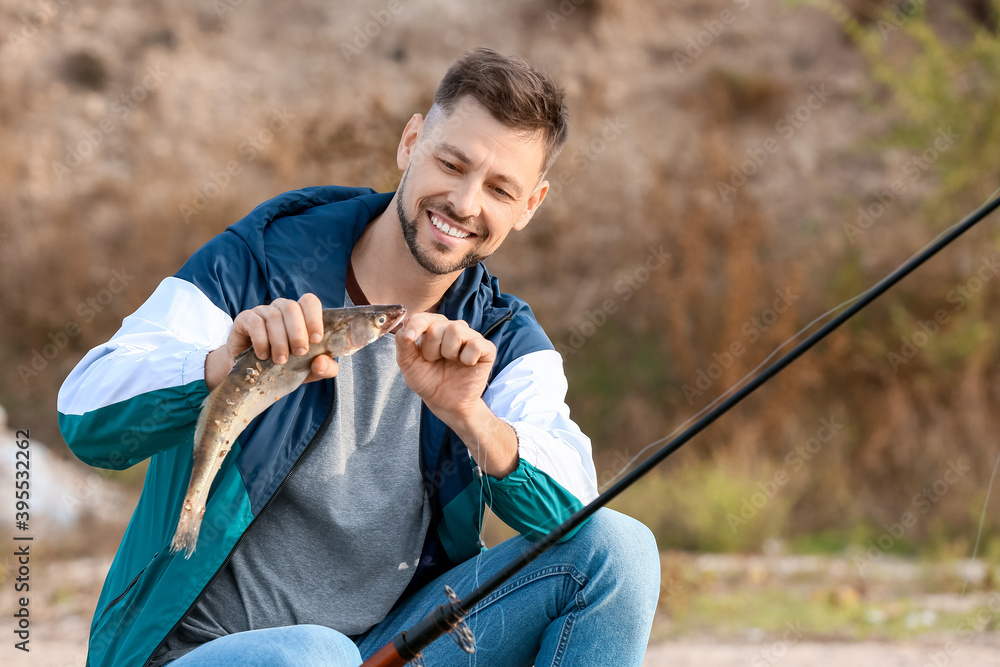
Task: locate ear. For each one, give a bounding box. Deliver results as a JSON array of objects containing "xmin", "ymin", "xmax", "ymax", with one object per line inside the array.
[
  {"xmin": 514, "ymin": 180, "xmax": 549, "ymax": 231},
  {"xmin": 396, "ymin": 113, "xmax": 424, "ymax": 171}
]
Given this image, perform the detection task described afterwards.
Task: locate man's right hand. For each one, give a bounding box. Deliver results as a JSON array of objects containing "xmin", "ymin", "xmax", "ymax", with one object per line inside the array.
[{"xmin": 204, "ymin": 293, "xmax": 339, "ymax": 391}]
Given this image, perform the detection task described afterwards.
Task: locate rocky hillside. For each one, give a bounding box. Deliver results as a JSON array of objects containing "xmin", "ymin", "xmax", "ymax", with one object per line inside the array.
[{"xmin": 2, "ymin": 0, "xmax": 999, "ymax": 551}]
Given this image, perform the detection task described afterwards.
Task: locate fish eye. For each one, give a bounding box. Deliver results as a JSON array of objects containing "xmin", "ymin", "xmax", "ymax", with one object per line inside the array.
[{"xmin": 376, "ymin": 315, "xmax": 387, "ymax": 326}]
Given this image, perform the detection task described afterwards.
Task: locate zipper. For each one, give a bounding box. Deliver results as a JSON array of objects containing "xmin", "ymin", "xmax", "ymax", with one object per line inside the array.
[
  {"xmin": 142, "ymin": 386, "xmax": 338, "ymax": 666},
  {"xmin": 482, "ymin": 310, "xmax": 513, "ymax": 340},
  {"xmin": 98, "ymin": 551, "xmax": 159, "ymax": 622},
  {"xmin": 143, "ymin": 310, "xmax": 511, "ymax": 664}
]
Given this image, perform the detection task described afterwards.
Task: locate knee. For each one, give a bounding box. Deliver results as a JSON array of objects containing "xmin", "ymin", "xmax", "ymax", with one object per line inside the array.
[
  {"xmin": 264, "ymin": 625, "xmax": 362, "ymax": 666},
  {"xmin": 574, "ymin": 509, "xmax": 660, "ymax": 600},
  {"xmin": 578, "ymin": 509, "xmax": 659, "ymax": 566},
  {"xmin": 173, "ymin": 625, "xmax": 362, "ymax": 667}
]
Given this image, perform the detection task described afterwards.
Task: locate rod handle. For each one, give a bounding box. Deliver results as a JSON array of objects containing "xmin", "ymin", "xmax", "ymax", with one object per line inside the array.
[{"xmin": 360, "ymin": 641, "xmax": 408, "ymax": 667}]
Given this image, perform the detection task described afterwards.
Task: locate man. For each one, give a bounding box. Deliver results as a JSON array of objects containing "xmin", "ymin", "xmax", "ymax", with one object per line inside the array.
[{"xmin": 58, "ymin": 48, "xmax": 659, "ymax": 666}]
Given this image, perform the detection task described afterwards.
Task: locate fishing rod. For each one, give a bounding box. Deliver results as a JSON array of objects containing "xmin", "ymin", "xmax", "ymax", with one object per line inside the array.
[{"xmin": 362, "ymin": 190, "xmax": 1000, "ymax": 667}]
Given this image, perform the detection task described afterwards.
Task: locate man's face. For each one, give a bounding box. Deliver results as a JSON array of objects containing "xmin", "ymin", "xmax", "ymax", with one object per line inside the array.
[{"xmin": 394, "ymin": 96, "xmax": 550, "ymax": 276}]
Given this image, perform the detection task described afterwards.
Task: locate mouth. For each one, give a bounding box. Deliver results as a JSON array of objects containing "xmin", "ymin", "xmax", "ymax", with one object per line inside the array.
[
  {"xmin": 427, "ymin": 210, "xmax": 475, "ymax": 243},
  {"xmin": 387, "ymin": 307, "xmax": 406, "ymax": 332}
]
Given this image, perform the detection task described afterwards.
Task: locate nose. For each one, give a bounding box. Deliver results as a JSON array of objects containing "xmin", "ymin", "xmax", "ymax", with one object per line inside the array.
[{"xmin": 448, "ymin": 176, "xmax": 483, "ymax": 221}]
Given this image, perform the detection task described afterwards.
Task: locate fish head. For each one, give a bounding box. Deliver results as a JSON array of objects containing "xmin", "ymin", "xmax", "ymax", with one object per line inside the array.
[{"xmin": 321, "ymin": 305, "xmax": 406, "ymax": 356}]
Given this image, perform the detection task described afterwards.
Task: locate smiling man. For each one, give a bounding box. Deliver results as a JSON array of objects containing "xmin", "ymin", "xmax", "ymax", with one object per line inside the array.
[{"xmin": 57, "ymin": 48, "xmax": 660, "ymax": 667}]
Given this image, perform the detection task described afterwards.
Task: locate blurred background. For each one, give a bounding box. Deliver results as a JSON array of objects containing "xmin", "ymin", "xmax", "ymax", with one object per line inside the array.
[{"xmin": 2, "ymin": 0, "xmax": 1000, "ymax": 664}]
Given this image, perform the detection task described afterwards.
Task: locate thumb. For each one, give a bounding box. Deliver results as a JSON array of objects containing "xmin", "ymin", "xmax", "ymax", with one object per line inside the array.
[
  {"xmin": 395, "ymin": 330, "xmax": 422, "ymax": 369},
  {"xmin": 304, "ymin": 355, "xmax": 339, "ymax": 384}
]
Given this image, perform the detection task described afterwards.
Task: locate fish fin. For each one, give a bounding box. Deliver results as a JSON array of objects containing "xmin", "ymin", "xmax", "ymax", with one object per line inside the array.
[
  {"xmin": 169, "ymin": 506, "xmax": 203, "ymax": 559},
  {"xmin": 192, "ymin": 398, "xmax": 212, "ymax": 456}
]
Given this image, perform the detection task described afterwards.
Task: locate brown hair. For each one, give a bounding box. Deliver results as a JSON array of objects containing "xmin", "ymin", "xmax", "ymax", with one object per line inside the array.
[{"xmin": 432, "ymin": 48, "xmax": 569, "ymax": 175}]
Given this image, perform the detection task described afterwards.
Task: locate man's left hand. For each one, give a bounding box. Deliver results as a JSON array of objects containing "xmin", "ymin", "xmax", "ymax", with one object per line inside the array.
[{"xmin": 396, "ymin": 313, "xmax": 496, "ymax": 425}]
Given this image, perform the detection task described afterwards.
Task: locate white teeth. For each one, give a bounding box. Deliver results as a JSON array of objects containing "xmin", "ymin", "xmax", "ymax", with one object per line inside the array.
[{"xmin": 430, "ymin": 212, "xmax": 470, "ymax": 239}]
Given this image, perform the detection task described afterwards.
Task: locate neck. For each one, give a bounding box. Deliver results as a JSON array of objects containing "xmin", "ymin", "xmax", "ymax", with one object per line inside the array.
[{"xmin": 351, "ymin": 193, "xmax": 460, "ymax": 313}]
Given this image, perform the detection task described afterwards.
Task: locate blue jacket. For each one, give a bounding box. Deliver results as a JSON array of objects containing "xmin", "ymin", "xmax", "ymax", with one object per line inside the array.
[{"xmin": 57, "ymin": 186, "xmax": 599, "ymax": 666}]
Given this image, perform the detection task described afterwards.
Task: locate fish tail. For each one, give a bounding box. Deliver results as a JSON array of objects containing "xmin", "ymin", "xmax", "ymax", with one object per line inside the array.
[
  {"xmin": 169, "ymin": 499, "xmax": 205, "ymax": 559},
  {"xmin": 172, "ymin": 387, "xmax": 229, "ymax": 559}
]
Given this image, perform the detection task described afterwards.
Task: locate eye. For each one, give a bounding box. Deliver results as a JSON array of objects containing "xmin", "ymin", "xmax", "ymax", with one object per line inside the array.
[
  {"xmin": 376, "ymin": 315, "xmax": 387, "ymax": 326},
  {"xmin": 439, "ymin": 158, "xmax": 459, "ymax": 172},
  {"xmin": 492, "ymin": 186, "xmax": 512, "ymax": 199}
]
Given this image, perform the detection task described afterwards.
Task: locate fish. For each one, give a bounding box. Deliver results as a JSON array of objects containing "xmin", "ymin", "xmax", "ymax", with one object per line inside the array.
[{"xmin": 169, "ymin": 304, "xmax": 407, "ymax": 558}]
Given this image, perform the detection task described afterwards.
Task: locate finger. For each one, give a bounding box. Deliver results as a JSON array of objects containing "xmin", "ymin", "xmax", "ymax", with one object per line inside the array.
[
  {"xmin": 459, "ymin": 337, "xmax": 496, "ymax": 366},
  {"xmin": 395, "ymin": 327, "xmax": 423, "ymax": 369},
  {"xmin": 415, "ymin": 320, "xmax": 453, "ymax": 362},
  {"xmin": 401, "ymin": 312, "xmax": 447, "ymax": 343},
  {"xmin": 260, "ymin": 306, "xmax": 291, "ymax": 364},
  {"xmin": 305, "ymin": 355, "xmax": 338, "ymax": 383},
  {"xmin": 299, "ymin": 293, "xmax": 325, "ymax": 346},
  {"xmin": 236, "ymin": 310, "xmax": 270, "ymax": 360},
  {"xmin": 274, "ymin": 299, "xmax": 310, "ymax": 357},
  {"xmin": 440, "ymin": 321, "xmax": 474, "ymax": 361},
  {"xmin": 226, "ymin": 317, "xmax": 252, "ymax": 355}
]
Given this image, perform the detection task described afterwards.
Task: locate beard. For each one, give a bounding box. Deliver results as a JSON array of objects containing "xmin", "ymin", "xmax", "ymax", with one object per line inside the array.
[{"xmin": 396, "ymin": 170, "xmax": 492, "ymax": 276}]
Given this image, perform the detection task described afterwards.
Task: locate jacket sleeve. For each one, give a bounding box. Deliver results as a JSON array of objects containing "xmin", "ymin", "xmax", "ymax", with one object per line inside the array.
[
  {"xmin": 480, "ymin": 349, "xmax": 599, "ymax": 540},
  {"xmin": 57, "ymin": 232, "xmax": 254, "ymax": 470}
]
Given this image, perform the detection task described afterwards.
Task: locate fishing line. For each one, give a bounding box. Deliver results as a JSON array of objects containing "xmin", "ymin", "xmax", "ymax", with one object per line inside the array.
[
  {"xmin": 471, "ymin": 437, "xmax": 491, "ymax": 666},
  {"xmin": 601, "ymin": 185, "xmax": 1000, "ymax": 491},
  {"xmin": 599, "ymin": 295, "xmax": 863, "ymax": 490},
  {"xmin": 362, "ymin": 190, "xmax": 1000, "ymax": 666},
  {"xmin": 961, "ymin": 447, "xmax": 1000, "ymax": 597}
]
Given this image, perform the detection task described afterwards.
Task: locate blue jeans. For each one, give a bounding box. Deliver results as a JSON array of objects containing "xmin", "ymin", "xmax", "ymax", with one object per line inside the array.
[{"xmin": 170, "ymin": 508, "xmax": 660, "ymax": 666}]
